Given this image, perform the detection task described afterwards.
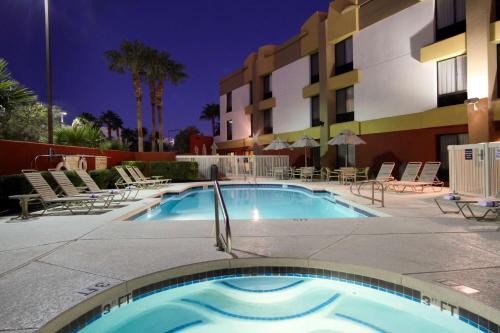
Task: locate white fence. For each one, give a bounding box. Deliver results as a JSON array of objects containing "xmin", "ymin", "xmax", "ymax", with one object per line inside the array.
[
  {"xmin": 176, "ymin": 155, "xmax": 289, "ymax": 179},
  {"xmin": 448, "ymin": 142, "xmax": 500, "ymax": 197}
]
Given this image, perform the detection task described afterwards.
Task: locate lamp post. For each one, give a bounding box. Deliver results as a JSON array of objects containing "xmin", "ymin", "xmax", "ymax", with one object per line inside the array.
[{"xmin": 44, "ymin": 0, "xmax": 53, "ymax": 143}]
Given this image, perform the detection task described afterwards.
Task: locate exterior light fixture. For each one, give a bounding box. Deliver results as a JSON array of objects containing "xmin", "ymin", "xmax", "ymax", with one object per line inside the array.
[{"xmin": 464, "ymin": 98, "xmax": 480, "ymax": 111}]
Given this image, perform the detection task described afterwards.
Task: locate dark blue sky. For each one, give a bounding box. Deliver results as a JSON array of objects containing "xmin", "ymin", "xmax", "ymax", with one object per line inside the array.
[{"xmin": 0, "ymin": 0, "xmax": 331, "ymax": 135}]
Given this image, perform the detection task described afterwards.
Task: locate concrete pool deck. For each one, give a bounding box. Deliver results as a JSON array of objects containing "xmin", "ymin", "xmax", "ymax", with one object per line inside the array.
[{"xmin": 0, "ymin": 179, "xmax": 499, "ymax": 332}]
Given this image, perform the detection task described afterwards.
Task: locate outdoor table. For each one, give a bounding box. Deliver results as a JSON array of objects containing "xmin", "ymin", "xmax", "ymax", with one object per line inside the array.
[{"xmin": 8, "ymin": 194, "xmax": 41, "ymax": 219}]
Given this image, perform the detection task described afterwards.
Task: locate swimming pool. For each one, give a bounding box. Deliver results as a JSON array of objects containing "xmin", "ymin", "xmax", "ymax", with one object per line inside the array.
[
  {"xmin": 79, "ymin": 274, "xmax": 478, "ymax": 333},
  {"xmin": 135, "ymin": 185, "xmax": 369, "ymax": 221}
]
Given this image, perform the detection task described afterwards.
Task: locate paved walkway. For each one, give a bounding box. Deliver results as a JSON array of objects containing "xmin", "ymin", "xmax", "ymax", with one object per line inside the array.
[{"xmin": 0, "ymin": 180, "xmax": 499, "ymax": 332}]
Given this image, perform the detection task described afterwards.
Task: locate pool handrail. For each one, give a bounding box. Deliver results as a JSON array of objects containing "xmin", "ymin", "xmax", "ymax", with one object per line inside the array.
[{"xmin": 214, "ymin": 180, "xmax": 232, "ymax": 253}]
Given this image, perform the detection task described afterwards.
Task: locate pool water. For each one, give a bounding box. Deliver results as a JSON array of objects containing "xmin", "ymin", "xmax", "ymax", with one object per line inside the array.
[
  {"xmin": 135, "ymin": 185, "xmax": 366, "ymax": 221},
  {"xmin": 80, "ymin": 275, "xmax": 477, "ymax": 333}
]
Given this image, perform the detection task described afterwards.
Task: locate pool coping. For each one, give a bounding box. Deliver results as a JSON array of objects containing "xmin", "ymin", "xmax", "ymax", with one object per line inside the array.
[
  {"xmin": 115, "ymin": 181, "xmax": 389, "ymax": 222},
  {"xmin": 39, "ymin": 258, "xmax": 500, "ymax": 333}
]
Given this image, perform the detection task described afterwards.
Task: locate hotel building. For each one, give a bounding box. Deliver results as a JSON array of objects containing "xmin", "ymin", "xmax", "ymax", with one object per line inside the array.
[{"xmin": 215, "ymin": 0, "xmax": 499, "ymax": 179}]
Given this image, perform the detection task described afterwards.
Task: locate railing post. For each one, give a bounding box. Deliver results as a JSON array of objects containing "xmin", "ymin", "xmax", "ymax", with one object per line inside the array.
[{"xmin": 213, "ymin": 183, "xmax": 222, "ymax": 250}]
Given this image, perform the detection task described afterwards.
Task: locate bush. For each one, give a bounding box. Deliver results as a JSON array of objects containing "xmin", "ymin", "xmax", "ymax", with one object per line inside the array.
[
  {"xmin": 89, "ymin": 168, "xmax": 120, "ymax": 189},
  {"xmin": 149, "ymin": 161, "xmax": 198, "ymax": 182}
]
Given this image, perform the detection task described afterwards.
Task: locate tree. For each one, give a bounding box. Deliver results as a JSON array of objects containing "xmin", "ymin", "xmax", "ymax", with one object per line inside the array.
[
  {"xmin": 105, "ymin": 40, "xmax": 148, "ymax": 152},
  {"xmin": 54, "ymin": 125, "xmax": 104, "ymax": 148},
  {"xmin": 0, "ymin": 102, "xmax": 63, "ymax": 142},
  {"xmin": 99, "ymin": 110, "xmax": 123, "ymax": 139},
  {"xmin": 78, "ymin": 112, "xmax": 101, "ymax": 128},
  {"xmin": 173, "ymin": 126, "xmax": 200, "ymax": 154},
  {"xmin": 199, "ymin": 103, "xmax": 220, "ymax": 137},
  {"xmin": 143, "ymin": 47, "xmax": 165, "ymax": 152},
  {"xmin": 155, "ymin": 54, "xmax": 188, "ymax": 152},
  {"xmin": 0, "ymin": 58, "xmax": 36, "ymax": 136}
]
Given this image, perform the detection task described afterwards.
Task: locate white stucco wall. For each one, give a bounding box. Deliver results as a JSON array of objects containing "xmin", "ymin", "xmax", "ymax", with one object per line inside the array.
[
  {"xmin": 272, "ymin": 56, "xmax": 311, "ymax": 133},
  {"xmin": 217, "ymin": 84, "xmax": 251, "ymax": 142},
  {"xmin": 353, "ymin": 0, "xmax": 437, "ymax": 121}
]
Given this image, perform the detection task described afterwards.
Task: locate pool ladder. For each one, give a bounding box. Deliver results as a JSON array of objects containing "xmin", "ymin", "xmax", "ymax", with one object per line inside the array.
[
  {"xmin": 214, "ymin": 180, "xmax": 232, "ymax": 253},
  {"xmin": 349, "ymin": 180, "xmax": 385, "ymax": 207}
]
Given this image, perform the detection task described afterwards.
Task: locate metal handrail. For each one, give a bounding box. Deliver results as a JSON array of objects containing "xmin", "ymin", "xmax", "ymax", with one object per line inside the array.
[
  {"xmin": 350, "ymin": 180, "xmax": 385, "ymax": 207},
  {"xmin": 213, "ymin": 180, "xmax": 232, "ymax": 253}
]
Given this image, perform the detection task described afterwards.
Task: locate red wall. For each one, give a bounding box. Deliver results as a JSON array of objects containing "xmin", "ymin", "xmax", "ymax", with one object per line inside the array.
[
  {"xmin": 0, "ymin": 139, "xmax": 176, "ymax": 175},
  {"xmin": 356, "ymin": 124, "xmax": 468, "ymax": 178},
  {"xmin": 189, "ymin": 135, "xmax": 214, "ymax": 154}
]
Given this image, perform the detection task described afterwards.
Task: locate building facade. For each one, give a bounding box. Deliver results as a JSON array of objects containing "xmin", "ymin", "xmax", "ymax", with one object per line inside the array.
[{"xmin": 215, "ymin": 0, "xmax": 500, "ymax": 179}]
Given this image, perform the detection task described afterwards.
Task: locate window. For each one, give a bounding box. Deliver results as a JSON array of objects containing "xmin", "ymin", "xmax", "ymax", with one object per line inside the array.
[
  {"xmin": 226, "ymin": 92, "xmax": 232, "ymax": 112},
  {"xmin": 336, "ymin": 144, "xmax": 355, "ymax": 168},
  {"xmin": 497, "ymin": 0, "xmax": 500, "ymax": 21},
  {"xmin": 336, "ymin": 86, "xmax": 354, "ymax": 123},
  {"xmin": 226, "ymin": 120, "xmax": 233, "ymax": 141},
  {"xmin": 437, "ymin": 55, "xmax": 467, "ymax": 107},
  {"xmin": 310, "ymin": 95, "xmax": 321, "ymax": 127},
  {"xmin": 437, "ymin": 133, "xmax": 468, "ymax": 181},
  {"xmin": 262, "ymin": 74, "xmax": 272, "ymax": 100},
  {"xmin": 310, "ymin": 53, "xmax": 319, "ymax": 84},
  {"xmin": 249, "ymin": 81, "xmax": 253, "ymax": 105},
  {"xmin": 334, "ymin": 37, "xmax": 353, "ymax": 75},
  {"xmin": 263, "ymin": 109, "xmax": 273, "ymax": 134},
  {"xmin": 436, "ymin": 0, "xmax": 466, "ymax": 41}
]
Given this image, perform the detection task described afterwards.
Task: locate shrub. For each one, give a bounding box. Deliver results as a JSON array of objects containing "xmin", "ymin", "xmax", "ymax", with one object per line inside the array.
[
  {"xmin": 89, "ymin": 168, "xmax": 120, "ymax": 189},
  {"xmin": 149, "ymin": 161, "xmax": 198, "ymax": 182},
  {"xmin": 54, "ymin": 125, "xmax": 104, "ymax": 148}
]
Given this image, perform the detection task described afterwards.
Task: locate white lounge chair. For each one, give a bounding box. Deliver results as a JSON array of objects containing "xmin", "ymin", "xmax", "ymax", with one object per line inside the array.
[
  {"xmin": 75, "ymin": 169, "xmax": 138, "ymax": 201},
  {"xmin": 386, "ymin": 162, "xmax": 422, "ymax": 191},
  {"xmin": 23, "ymin": 171, "xmax": 98, "ymax": 215},
  {"xmin": 390, "ymin": 162, "xmax": 443, "ymax": 193}
]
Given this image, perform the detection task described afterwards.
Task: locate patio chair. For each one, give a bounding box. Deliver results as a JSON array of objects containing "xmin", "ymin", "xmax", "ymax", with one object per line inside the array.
[
  {"xmin": 273, "ymin": 167, "xmax": 286, "ymax": 180},
  {"xmin": 385, "ymin": 162, "xmax": 422, "ymax": 191},
  {"xmin": 300, "ymin": 167, "xmax": 314, "ymax": 182},
  {"xmin": 390, "ymin": 162, "xmax": 444, "ymax": 193},
  {"xmin": 340, "ymin": 167, "xmax": 357, "ymax": 184},
  {"xmin": 49, "ymin": 170, "xmax": 115, "ymax": 208},
  {"xmin": 356, "ymin": 162, "xmax": 395, "ymax": 190},
  {"xmin": 22, "ymin": 171, "xmax": 98, "ymax": 215},
  {"xmin": 322, "ymin": 167, "xmax": 340, "ymax": 182},
  {"xmin": 355, "ymin": 167, "xmax": 370, "ymax": 181},
  {"xmin": 132, "ymin": 166, "xmax": 171, "ymax": 186},
  {"xmin": 115, "ymin": 166, "xmax": 156, "ymax": 189},
  {"xmin": 75, "ymin": 169, "xmax": 138, "ymax": 201}
]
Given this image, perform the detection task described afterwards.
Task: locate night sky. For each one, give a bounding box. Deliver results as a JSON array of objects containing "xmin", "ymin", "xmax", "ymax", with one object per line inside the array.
[{"xmin": 0, "ymin": 0, "xmax": 331, "ymax": 135}]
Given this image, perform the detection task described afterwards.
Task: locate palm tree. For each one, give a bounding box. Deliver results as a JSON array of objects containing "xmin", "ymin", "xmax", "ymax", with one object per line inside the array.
[
  {"xmin": 199, "ymin": 103, "xmax": 220, "ymax": 137},
  {"xmin": 143, "ymin": 47, "xmax": 171, "ymax": 151},
  {"xmin": 99, "ymin": 110, "xmax": 122, "ymax": 139},
  {"xmin": 155, "ymin": 55, "xmax": 188, "ymax": 152},
  {"xmin": 105, "ymin": 40, "xmax": 148, "ymax": 152},
  {"xmin": 78, "ymin": 112, "xmax": 101, "ymax": 127}
]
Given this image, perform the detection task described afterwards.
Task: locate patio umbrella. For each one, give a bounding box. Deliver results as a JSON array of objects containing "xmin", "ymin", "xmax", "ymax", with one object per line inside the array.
[
  {"xmin": 328, "ymin": 129, "xmax": 366, "ymax": 167},
  {"xmin": 290, "ymin": 134, "xmax": 320, "ymax": 167},
  {"xmin": 211, "ymin": 142, "xmax": 218, "ymax": 155},
  {"xmin": 202, "ymin": 144, "xmax": 207, "ymax": 155},
  {"xmin": 263, "ymin": 137, "xmax": 291, "ymax": 155}
]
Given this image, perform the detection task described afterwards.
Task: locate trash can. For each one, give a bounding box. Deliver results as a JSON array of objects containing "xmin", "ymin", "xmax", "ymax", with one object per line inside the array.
[{"xmin": 210, "ymin": 164, "xmax": 218, "ymax": 181}]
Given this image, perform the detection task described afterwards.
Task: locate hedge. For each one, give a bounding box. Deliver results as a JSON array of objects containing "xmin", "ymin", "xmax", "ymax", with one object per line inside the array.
[{"xmin": 122, "ymin": 160, "xmax": 199, "ymax": 182}]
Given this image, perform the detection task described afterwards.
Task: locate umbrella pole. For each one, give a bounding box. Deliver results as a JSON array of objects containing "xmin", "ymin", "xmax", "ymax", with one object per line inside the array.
[
  {"xmin": 304, "ymin": 147, "xmax": 307, "ymax": 167},
  {"xmin": 345, "ymin": 144, "xmax": 348, "ymax": 167}
]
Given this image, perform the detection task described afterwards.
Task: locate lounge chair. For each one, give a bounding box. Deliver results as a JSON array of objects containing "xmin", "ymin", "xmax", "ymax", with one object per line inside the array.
[
  {"xmin": 115, "ymin": 166, "xmax": 156, "ymax": 189},
  {"xmin": 49, "ymin": 170, "xmax": 115, "ymax": 208},
  {"xmin": 435, "ymin": 194, "xmax": 500, "ymax": 220},
  {"xmin": 22, "ymin": 171, "xmax": 98, "ymax": 215},
  {"xmin": 125, "ymin": 166, "xmax": 164, "ymax": 188},
  {"xmin": 389, "ymin": 162, "xmax": 443, "ymax": 193},
  {"xmin": 356, "ymin": 162, "xmax": 395, "ymax": 188},
  {"xmin": 386, "ymin": 162, "xmax": 422, "ymax": 191},
  {"xmin": 75, "ymin": 169, "xmax": 138, "ymax": 201},
  {"xmin": 133, "ymin": 166, "xmax": 171, "ymax": 186}
]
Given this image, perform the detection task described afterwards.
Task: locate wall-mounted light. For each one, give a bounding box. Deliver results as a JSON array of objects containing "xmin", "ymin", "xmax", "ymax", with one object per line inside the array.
[
  {"xmin": 464, "ymin": 97, "xmax": 480, "ymax": 111},
  {"xmin": 319, "ymin": 121, "xmax": 325, "ymax": 127}
]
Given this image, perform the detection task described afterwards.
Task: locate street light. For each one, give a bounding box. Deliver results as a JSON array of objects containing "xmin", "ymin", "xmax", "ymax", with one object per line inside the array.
[{"xmin": 44, "ymin": 0, "xmax": 53, "ymax": 143}]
